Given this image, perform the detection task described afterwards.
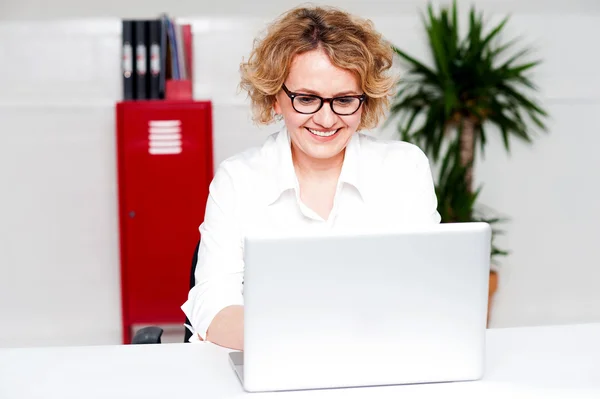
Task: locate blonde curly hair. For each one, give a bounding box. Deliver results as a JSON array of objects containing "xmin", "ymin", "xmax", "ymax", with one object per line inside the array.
[{"xmin": 239, "ymin": 5, "xmax": 396, "ymax": 131}]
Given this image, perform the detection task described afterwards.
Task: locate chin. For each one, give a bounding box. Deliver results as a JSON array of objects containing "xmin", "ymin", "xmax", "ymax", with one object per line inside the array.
[{"xmin": 304, "ymin": 140, "xmax": 348, "ymax": 160}]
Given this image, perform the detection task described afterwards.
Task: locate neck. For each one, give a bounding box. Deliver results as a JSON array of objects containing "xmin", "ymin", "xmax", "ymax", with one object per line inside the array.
[{"xmin": 291, "ymin": 144, "xmax": 345, "ymax": 180}]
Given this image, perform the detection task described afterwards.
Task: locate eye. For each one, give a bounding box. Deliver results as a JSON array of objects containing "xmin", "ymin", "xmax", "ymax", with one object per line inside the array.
[
  {"xmin": 296, "ymin": 96, "xmax": 319, "ymax": 105},
  {"xmin": 333, "ymin": 97, "xmax": 360, "ymax": 108},
  {"xmin": 335, "ymin": 98, "xmax": 355, "ymax": 105}
]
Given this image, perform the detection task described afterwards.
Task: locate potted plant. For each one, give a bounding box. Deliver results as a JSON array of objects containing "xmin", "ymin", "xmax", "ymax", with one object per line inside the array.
[{"xmin": 388, "ymin": 0, "xmax": 548, "ymax": 324}]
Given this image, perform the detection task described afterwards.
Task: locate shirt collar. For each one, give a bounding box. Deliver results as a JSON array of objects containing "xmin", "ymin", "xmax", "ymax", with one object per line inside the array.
[
  {"xmin": 338, "ymin": 131, "xmax": 362, "ymax": 193},
  {"xmin": 274, "ymin": 126, "xmax": 298, "ymax": 196},
  {"xmin": 265, "ymin": 127, "xmax": 364, "ymax": 205}
]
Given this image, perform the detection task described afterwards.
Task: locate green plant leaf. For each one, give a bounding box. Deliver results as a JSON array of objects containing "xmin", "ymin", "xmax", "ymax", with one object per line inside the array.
[
  {"xmin": 480, "ymin": 16, "xmax": 509, "ymax": 50},
  {"xmin": 392, "ymin": 46, "xmax": 439, "ymax": 84}
]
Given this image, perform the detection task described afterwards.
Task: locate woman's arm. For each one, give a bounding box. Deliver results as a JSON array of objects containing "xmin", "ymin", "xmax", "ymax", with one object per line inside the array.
[
  {"xmin": 181, "ymin": 165, "xmax": 245, "ymax": 346},
  {"xmin": 206, "ymin": 305, "xmax": 244, "ymax": 350}
]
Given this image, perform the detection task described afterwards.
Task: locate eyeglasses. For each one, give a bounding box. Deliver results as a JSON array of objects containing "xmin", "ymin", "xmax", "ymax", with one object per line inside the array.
[{"xmin": 282, "ymin": 84, "xmax": 366, "ymax": 116}]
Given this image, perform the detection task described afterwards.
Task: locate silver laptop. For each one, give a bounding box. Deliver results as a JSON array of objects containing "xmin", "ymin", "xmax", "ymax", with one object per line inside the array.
[{"xmin": 229, "ymin": 222, "xmax": 492, "ymax": 392}]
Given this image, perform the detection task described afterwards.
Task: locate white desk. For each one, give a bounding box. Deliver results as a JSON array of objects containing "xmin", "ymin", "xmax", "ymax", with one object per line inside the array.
[{"xmin": 1, "ymin": 323, "xmax": 599, "ymax": 399}]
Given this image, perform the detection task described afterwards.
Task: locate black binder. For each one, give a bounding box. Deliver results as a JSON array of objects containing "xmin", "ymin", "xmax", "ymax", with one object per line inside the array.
[
  {"xmin": 148, "ymin": 19, "xmax": 165, "ymax": 99},
  {"xmin": 159, "ymin": 16, "xmax": 169, "ymax": 98},
  {"xmin": 121, "ymin": 20, "xmax": 135, "ymax": 100},
  {"xmin": 134, "ymin": 20, "xmax": 148, "ymax": 100}
]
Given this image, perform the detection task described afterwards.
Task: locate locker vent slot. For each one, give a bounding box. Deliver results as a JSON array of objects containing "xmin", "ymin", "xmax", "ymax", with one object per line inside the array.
[{"xmin": 148, "ymin": 120, "xmax": 182, "ymax": 155}]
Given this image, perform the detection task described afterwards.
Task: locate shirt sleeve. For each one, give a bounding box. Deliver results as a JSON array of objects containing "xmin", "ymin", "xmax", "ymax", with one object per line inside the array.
[{"xmin": 181, "ymin": 165, "xmax": 245, "ymax": 342}]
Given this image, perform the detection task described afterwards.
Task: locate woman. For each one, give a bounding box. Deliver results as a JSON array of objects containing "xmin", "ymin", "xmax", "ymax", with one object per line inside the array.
[{"xmin": 181, "ymin": 5, "xmax": 440, "ymax": 350}]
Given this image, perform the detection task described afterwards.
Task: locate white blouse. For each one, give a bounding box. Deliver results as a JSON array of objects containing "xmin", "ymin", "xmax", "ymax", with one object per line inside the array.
[{"xmin": 181, "ymin": 127, "xmax": 441, "ymax": 341}]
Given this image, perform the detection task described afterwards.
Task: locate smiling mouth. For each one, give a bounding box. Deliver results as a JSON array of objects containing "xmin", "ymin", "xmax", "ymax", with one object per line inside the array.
[{"xmin": 306, "ymin": 127, "xmax": 340, "ymax": 137}]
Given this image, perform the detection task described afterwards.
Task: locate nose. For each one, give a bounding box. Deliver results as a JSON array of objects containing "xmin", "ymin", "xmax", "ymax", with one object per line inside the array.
[{"xmin": 312, "ymin": 102, "xmax": 337, "ymax": 129}]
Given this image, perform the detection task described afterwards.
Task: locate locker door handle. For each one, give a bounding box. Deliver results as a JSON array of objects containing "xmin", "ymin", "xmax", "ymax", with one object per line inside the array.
[{"xmin": 128, "ymin": 211, "xmax": 136, "ymax": 218}]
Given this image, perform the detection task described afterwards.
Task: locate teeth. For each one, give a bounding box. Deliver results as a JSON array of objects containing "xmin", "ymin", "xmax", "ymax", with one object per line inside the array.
[{"xmin": 308, "ymin": 128, "xmax": 338, "ymax": 137}]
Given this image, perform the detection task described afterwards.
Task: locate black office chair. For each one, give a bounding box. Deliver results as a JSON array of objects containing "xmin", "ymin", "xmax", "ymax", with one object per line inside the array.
[{"xmin": 131, "ymin": 240, "xmax": 200, "ymax": 344}]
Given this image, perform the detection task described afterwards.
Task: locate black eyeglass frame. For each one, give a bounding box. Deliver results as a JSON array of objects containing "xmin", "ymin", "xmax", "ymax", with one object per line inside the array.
[{"xmin": 281, "ymin": 84, "xmax": 367, "ymax": 115}]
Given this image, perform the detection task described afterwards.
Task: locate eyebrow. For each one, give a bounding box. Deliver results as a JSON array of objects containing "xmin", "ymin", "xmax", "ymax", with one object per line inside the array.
[{"xmin": 293, "ymin": 87, "xmax": 360, "ymax": 97}]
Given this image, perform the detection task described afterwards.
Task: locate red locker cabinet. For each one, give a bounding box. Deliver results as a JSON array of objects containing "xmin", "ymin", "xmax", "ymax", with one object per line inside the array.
[{"xmin": 116, "ymin": 100, "xmax": 213, "ymax": 344}]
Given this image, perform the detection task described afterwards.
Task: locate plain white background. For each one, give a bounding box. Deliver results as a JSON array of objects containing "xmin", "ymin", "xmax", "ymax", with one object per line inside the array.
[{"xmin": 0, "ymin": 0, "xmax": 599, "ymax": 347}]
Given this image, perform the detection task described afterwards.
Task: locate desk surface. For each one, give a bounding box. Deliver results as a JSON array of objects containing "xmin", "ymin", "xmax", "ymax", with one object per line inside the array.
[{"xmin": 1, "ymin": 323, "xmax": 599, "ymax": 399}]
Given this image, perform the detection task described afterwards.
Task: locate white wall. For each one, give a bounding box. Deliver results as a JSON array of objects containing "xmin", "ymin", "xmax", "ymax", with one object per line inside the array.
[
  {"xmin": 4, "ymin": 0, "xmax": 600, "ymax": 20},
  {"xmin": 0, "ymin": 0, "xmax": 599, "ymax": 347}
]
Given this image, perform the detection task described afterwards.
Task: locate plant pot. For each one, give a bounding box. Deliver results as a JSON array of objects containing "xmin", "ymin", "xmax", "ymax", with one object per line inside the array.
[{"xmin": 487, "ymin": 270, "xmax": 499, "ymax": 327}]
